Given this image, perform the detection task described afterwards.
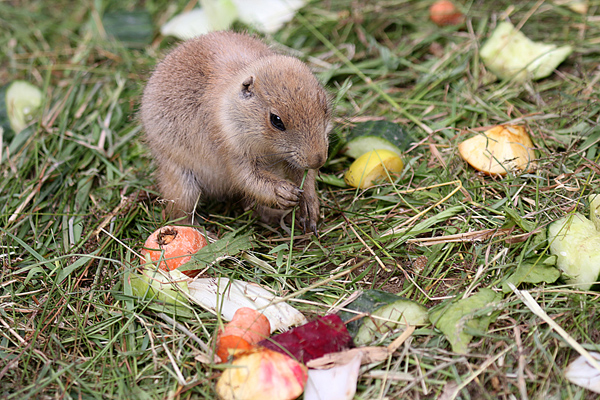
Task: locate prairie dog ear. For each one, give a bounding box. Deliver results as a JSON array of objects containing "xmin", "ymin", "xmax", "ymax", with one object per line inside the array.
[{"xmin": 241, "ymin": 76, "xmax": 254, "ymax": 98}]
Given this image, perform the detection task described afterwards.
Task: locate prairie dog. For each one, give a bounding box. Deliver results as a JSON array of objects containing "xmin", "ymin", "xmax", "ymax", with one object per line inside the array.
[{"xmin": 141, "ymin": 31, "xmax": 331, "ymax": 232}]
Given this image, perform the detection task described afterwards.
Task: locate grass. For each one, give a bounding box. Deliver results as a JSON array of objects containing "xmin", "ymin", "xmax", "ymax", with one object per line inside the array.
[{"xmin": 1, "ymin": 0, "xmax": 600, "ymax": 398}]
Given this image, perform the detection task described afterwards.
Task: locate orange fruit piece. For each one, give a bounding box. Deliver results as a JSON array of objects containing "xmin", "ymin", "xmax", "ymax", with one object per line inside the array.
[
  {"xmin": 216, "ymin": 308, "xmax": 271, "ymax": 362},
  {"xmin": 141, "ymin": 225, "xmax": 207, "ymax": 277}
]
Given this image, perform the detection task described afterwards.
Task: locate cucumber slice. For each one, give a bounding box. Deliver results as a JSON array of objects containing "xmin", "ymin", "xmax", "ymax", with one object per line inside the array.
[
  {"xmin": 0, "ymin": 80, "xmax": 43, "ymax": 134},
  {"xmin": 340, "ymin": 289, "xmax": 428, "ymax": 345},
  {"xmin": 344, "ymin": 136, "xmax": 403, "ymax": 159},
  {"xmin": 548, "ymin": 212, "xmax": 600, "ymax": 291},
  {"xmin": 342, "ymin": 120, "xmax": 411, "ymax": 159}
]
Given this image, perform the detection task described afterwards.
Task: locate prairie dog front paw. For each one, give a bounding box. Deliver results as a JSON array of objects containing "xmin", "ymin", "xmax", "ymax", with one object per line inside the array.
[{"xmin": 274, "ymin": 181, "xmax": 302, "ymax": 209}]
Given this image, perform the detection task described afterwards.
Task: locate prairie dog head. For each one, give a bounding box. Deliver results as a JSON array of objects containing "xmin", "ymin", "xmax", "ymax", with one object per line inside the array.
[{"xmin": 221, "ymin": 55, "xmax": 332, "ymax": 170}]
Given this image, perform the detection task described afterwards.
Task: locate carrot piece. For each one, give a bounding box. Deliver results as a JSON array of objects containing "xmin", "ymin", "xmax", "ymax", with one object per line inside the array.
[
  {"xmin": 216, "ymin": 336, "xmax": 253, "ymax": 362},
  {"xmin": 216, "ymin": 308, "xmax": 271, "ymax": 362},
  {"xmin": 141, "ymin": 225, "xmax": 207, "ymax": 277},
  {"xmin": 429, "ymin": 0, "xmax": 464, "ymax": 26}
]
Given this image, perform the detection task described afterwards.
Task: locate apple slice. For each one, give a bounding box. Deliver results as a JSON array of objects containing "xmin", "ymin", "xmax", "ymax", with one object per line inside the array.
[{"xmin": 458, "ymin": 125, "xmax": 536, "ymax": 176}]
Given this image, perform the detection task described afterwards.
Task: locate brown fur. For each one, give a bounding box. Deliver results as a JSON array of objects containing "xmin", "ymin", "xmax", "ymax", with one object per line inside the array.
[{"xmin": 140, "ymin": 31, "xmax": 332, "ymax": 232}]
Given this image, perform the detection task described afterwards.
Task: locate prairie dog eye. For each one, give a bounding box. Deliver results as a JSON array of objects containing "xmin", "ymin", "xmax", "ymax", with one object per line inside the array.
[{"xmin": 270, "ymin": 113, "xmax": 286, "ymax": 131}]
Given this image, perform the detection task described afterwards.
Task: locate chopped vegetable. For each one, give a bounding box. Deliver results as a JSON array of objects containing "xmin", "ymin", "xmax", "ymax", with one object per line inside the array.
[
  {"xmin": 342, "ymin": 120, "xmax": 410, "ymax": 159},
  {"xmin": 565, "ymin": 352, "xmax": 600, "ymax": 394},
  {"xmin": 343, "ymin": 136, "xmax": 403, "ymax": 160},
  {"xmin": 458, "ymin": 125, "xmax": 536, "ymax": 176},
  {"xmin": 344, "ymin": 149, "xmax": 404, "ymax": 189},
  {"xmin": 129, "ymin": 263, "xmax": 190, "ymax": 306},
  {"xmin": 429, "ymin": 288, "xmax": 502, "ymax": 354},
  {"xmin": 188, "ymin": 278, "xmax": 307, "ymax": 333},
  {"xmin": 340, "ymin": 289, "xmax": 428, "ymax": 345},
  {"xmin": 429, "ymin": 0, "xmax": 464, "ymax": 26},
  {"xmin": 161, "ymin": 1, "xmax": 238, "ymax": 40},
  {"xmin": 161, "ymin": 0, "xmax": 306, "ymax": 39},
  {"xmin": 259, "ymin": 314, "xmax": 354, "ymax": 364},
  {"xmin": 141, "ymin": 225, "xmax": 207, "ymax": 277},
  {"xmin": 216, "ymin": 307, "xmax": 271, "ymax": 362},
  {"xmin": 480, "ymin": 21, "xmax": 573, "ymax": 82},
  {"xmin": 1, "ymin": 80, "xmax": 43, "ymax": 134},
  {"xmin": 233, "ymin": 0, "xmax": 306, "ymax": 34},
  {"xmin": 548, "ymin": 212, "xmax": 600, "ymax": 290},
  {"xmin": 216, "ymin": 347, "xmax": 308, "ymax": 400},
  {"xmin": 304, "ymin": 351, "xmax": 362, "ymax": 400}
]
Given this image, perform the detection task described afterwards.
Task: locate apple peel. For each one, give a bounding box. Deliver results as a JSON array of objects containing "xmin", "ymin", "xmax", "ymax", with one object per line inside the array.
[{"xmin": 458, "ymin": 125, "xmax": 536, "ymax": 176}]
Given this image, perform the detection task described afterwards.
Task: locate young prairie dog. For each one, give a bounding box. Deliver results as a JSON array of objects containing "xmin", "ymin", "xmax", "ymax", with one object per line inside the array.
[{"xmin": 141, "ymin": 31, "xmax": 332, "ymax": 232}]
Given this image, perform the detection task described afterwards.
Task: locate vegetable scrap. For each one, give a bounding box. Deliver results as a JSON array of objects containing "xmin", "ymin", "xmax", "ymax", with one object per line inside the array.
[
  {"xmin": 429, "ymin": 289, "xmax": 502, "ymax": 354},
  {"xmin": 344, "ymin": 149, "xmax": 404, "ymax": 189},
  {"xmin": 216, "ymin": 307, "xmax": 271, "ymax": 362},
  {"xmin": 480, "ymin": 21, "xmax": 572, "ymax": 82},
  {"xmin": 458, "ymin": 125, "xmax": 536, "ymax": 176},
  {"xmin": 429, "ymin": 0, "xmax": 465, "ymax": 26},
  {"xmin": 141, "ymin": 225, "xmax": 208, "ymax": 277},
  {"xmin": 258, "ymin": 314, "xmax": 354, "ymax": 364},
  {"xmin": 1, "ymin": 80, "xmax": 43, "ymax": 134}
]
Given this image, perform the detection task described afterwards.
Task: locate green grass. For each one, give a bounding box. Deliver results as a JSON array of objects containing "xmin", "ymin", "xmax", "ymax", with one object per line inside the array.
[{"xmin": 1, "ymin": 0, "xmax": 600, "ymax": 398}]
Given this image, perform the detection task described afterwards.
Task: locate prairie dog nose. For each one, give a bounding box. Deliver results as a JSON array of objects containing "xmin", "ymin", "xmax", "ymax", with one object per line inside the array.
[{"xmin": 307, "ymin": 151, "xmax": 327, "ymax": 170}]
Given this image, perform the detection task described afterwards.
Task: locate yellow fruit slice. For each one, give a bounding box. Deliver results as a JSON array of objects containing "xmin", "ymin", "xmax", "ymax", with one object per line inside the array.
[
  {"xmin": 344, "ymin": 149, "xmax": 404, "ymax": 189},
  {"xmin": 458, "ymin": 125, "xmax": 536, "ymax": 176}
]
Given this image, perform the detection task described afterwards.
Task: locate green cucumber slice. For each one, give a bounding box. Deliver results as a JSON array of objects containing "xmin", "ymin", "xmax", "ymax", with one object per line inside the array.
[
  {"xmin": 1, "ymin": 80, "xmax": 43, "ymax": 134},
  {"xmin": 340, "ymin": 289, "xmax": 428, "ymax": 345},
  {"xmin": 344, "ymin": 135, "xmax": 403, "ymax": 159},
  {"xmin": 342, "ymin": 120, "xmax": 411, "ymax": 159}
]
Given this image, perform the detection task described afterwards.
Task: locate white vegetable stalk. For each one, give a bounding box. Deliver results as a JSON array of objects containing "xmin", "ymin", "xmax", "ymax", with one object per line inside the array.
[
  {"xmin": 304, "ymin": 352, "xmax": 362, "ymax": 400},
  {"xmin": 188, "ymin": 277, "xmax": 307, "ymax": 332},
  {"xmin": 161, "ymin": 0, "xmax": 307, "ymax": 40}
]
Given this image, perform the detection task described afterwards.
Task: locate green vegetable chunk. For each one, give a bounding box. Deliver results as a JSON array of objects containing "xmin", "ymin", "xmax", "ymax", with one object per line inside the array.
[
  {"xmin": 429, "ymin": 288, "xmax": 502, "ymax": 354},
  {"xmin": 129, "ymin": 264, "xmax": 190, "ymax": 306},
  {"xmin": 343, "ymin": 120, "xmax": 411, "ymax": 159},
  {"xmin": 548, "ymin": 212, "xmax": 600, "ymax": 291},
  {"xmin": 480, "ymin": 21, "xmax": 572, "ymax": 82},
  {"xmin": 340, "ymin": 289, "xmax": 428, "ymax": 345},
  {"xmin": 1, "ymin": 80, "xmax": 43, "ymax": 134},
  {"xmin": 501, "ymin": 259, "xmax": 560, "ymax": 293}
]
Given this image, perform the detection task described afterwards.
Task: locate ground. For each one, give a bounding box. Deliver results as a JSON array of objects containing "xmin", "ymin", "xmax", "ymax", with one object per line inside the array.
[{"xmin": 1, "ymin": 0, "xmax": 600, "ymax": 399}]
